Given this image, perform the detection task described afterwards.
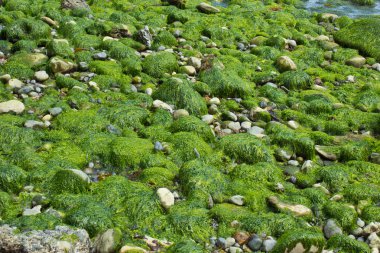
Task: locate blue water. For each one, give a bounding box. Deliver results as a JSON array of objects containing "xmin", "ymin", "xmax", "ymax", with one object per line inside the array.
[{"xmin": 211, "ymin": 0, "xmax": 380, "ymax": 17}]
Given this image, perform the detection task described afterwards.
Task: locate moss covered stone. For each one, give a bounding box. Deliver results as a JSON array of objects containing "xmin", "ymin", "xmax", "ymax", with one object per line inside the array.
[
  {"xmin": 323, "ymin": 202, "xmax": 357, "ymax": 231},
  {"xmin": 47, "ymin": 169, "xmax": 90, "ymax": 195},
  {"xmin": 0, "ymin": 163, "xmax": 27, "ymax": 193},
  {"xmin": 220, "ymin": 133, "xmax": 274, "ymax": 164},
  {"xmin": 170, "ymin": 115, "xmax": 214, "ymax": 142},
  {"xmin": 272, "ymin": 229, "xmax": 325, "ymax": 253},
  {"xmin": 327, "ymin": 234, "xmax": 370, "ymax": 253},
  {"xmin": 142, "ymin": 51, "xmax": 178, "ymax": 78},
  {"xmin": 153, "ymin": 78, "xmax": 207, "ymax": 116}
]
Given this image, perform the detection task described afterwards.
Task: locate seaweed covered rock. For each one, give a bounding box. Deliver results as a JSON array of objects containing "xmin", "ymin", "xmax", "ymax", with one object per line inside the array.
[
  {"xmin": 276, "ymin": 56, "xmax": 297, "ymax": 72},
  {"xmin": 327, "ymin": 234, "xmax": 370, "ymax": 253},
  {"xmin": 153, "ymin": 78, "xmax": 207, "ymax": 116},
  {"xmin": 0, "ymin": 163, "xmax": 26, "ymax": 193},
  {"xmin": 142, "ymin": 51, "xmax": 178, "ymax": 78},
  {"xmin": 61, "ymin": 0, "xmax": 89, "ymax": 9},
  {"xmin": 170, "ymin": 115, "xmax": 214, "ymax": 142},
  {"xmin": 272, "ymin": 229, "xmax": 325, "ymax": 253},
  {"xmin": 47, "ymin": 169, "xmax": 90, "ymax": 195},
  {"xmin": 220, "ymin": 133, "xmax": 273, "ymax": 164}
]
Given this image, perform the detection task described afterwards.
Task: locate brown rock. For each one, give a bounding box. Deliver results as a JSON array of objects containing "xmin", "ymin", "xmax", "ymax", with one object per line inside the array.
[{"xmin": 234, "ymin": 231, "xmax": 250, "ymax": 245}]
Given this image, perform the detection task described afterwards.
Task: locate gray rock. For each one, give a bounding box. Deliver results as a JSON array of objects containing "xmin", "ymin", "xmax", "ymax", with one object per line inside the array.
[
  {"xmin": 288, "ymin": 160, "xmax": 299, "ymax": 166},
  {"xmin": 93, "ymin": 229, "xmax": 121, "ymax": 253},
  {"xmin": 367, "ymin": 232, "xmax": 380, "ymax": 249},
  {"xmin": 262, "ymin": 237, "xmax": 276, "ymax": 252},
  {"xmin": 230, "ymin": 195, "xmax": 244, "ymax": 206},
  {"xmin": 370, "ymin": 153, "xmax": 380, "ymax": 165},
  {"xmin": 202, "ymin": 114, "xmax": 214, "ymax": 125},
  {"xmin": 276, "ymin": 56, "xmax": 297, "ymax": 72},
  {"xmin": 0, "ymin": 100, "xmax": 25, "ymax": 114},
  {"xmin": 8, "ymin": 79, "xmax": 24, "ymax": 89},
  {"xmin": 157, "ymin": 188, "xmax": 175, "ymax": 209},
  {"xmin": 22, "ymin": 205, "xmax": 42, "ymax": 216},
  {"xmin": 346, "ymin": 55, "xmax": 366, "ymax": 68},
  {"xmin": 0, "ymin": 225, "xmax": 90, "ymax": 253},
  {"xmin": 48, "ymin": 107, "xmax": 63, "ymax": 116},
  {"xmin": 216, "ymin": 237, "xmax": 227, "ymax": 249},
  {"xmin": 228, "ymin": 121, "xmax": 241, "ymax": 132},
  {"xmin": 225, "ymin": 237, "xmax": 236, "ymax": 248},
  {"xmin": 197, "ymin": 2, "xmax": 220, "ymax": 14},
  {"xmin": 34, "ymin": 71, "xmax": 49, "ymax": 82},
  {"xmin": 154, "ymin": 141, "xmax": 164, "ymax": 151},
  {"xmin": 61, "ymin": 0, "xmax": 89, "ymax": 9},
  {"xmin": 188, "ymin": 57, "xmax": 202, "ymax": 70},
  {"xmin": 324, "ymin": 219, "xmax": 342, "ymax": 239},
  {"xmin": 247, "ymin": 126, "xmax": 265, "ymax": 135},
  {"xmin": 24, "ymin": 120, "xmax": 46, "ymax": 129},
  {"xmin": 229, "ymin": 246, "xmax": 242, "ymax": 253},
  {"xmin": 247, "ymin": 235, "xmax": 262, "ymax": 251},
  {"xmin": 93, "ymin": 52, "xmax": 107, "ymax": 60},
  {"xmin": 357, "ymin": 218, "xmax": 365, "ymax": 228},
  {"xmin": 50, "ymin": 57, "xmax": 76, "ymax": 73},
  {"xmin": 138, "ymin": 26, "xmax": 153, "ymax": 48}
]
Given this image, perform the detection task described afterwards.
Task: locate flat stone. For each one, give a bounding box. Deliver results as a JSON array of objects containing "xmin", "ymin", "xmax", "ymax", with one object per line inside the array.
[
  {"xmin": 324, "ymin": 219, "xmax": 342, "ymax": 239},
  {"xmin": 230, "ymin": 195, "xmax": 244, "ymax": 206},
  {"xmin": 24, "ymin": 120, "xmax": 46, "ymax": 129},
  {"xmin": 173, "ymin": 109, "xmax": 189, "ymax": 119},
  {"xmin": 346, "ymin": 55, "xmax": 366, "ymax": 68},
  {"xmin": 0, "ymin": 100, "xmax": 25, "ymax": 114},
  {"xmin": 315, "ymin": 145, "xmax": 337, "ymax": 161},
  {"xmin": 197, "ymin": 2, "xmax": 220, "ymax": 14},
  {"xmin": 247, "ymin": 126, "xmax": 265, "ymax": 135},
  {"xmin": 22, "ymin": 205, "xmax": 42, "ymax": 216},
  {"xmin": 157, "ymin": 188, "xmax": 175, "ymax": 209},
  {"xmin": 8, "ymin": 79, "xmax": 23, "ymax": 89},
  {"xmin": 34, "ymin": 71, "xmax": 49, "ymax": 82},
  {"xmin": 153, "ymin": 100, "xmax": 173, "ymax": 113},
  {"xmin": 202, "ymin": 114, "xmax": 214, "ymax": 124},
  {"xmin": 50, "ymin": 57, "xmax": 76, "ymax": 73}
]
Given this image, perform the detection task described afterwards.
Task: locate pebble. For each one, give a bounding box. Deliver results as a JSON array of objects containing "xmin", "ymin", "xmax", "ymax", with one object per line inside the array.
[
  {"xmin": 154, "ymin": 141, "xmax": 164, "ymax": 151},
  {"xmin": 49, "ymin": 107, "xmax": 63, "ymax": 116},
  {"xmin": 357, "ymin": 218, "xmax": 365, "ymax": 228},
  {"xmin": 228, "ymin": 122, "xmax": 241, "ymax": 132},
  {"xmin": 262, "ymin": 237, "xmax": 276, "ymax": 252},
  {"xmin": 145, "ymin": 88, "xmax": 153, "ymax": 96},
  {"xmin": 287, "ymin": 120, "xmax": 300, "ymax": 129},
  {"xmin": 241, "ymin": 121, "xmax": 252, "ymax": 130},
  {"xmin": 288, "ymin": 160, "xmax": 299, "ymax": 166},
  {"xmin": 247, "ymin": 126, "xmax": 265, "ymax": 135},
  {"xmin": 225, "ymin": 237, "xmax": 236, "ymax": 248},
  {"xmin": 216, "ymin": 237, "xmax": 227, "ymax": 249},
  {"xmin": 22, "ymin": 205, "xmax": 42, "ymax": 216},
  {"xmin": 230, "ymin": 195, "xmax": 244, "ymax": 206},
  {"xmin": 156, "ymin": 188, "xmax": 175, "ymax": 209},
  {"xmin": 0, "ymin": 100, "xmax": 25, "ymax": 114},
  {"xmin": 229, "ymin": 246, "xmax": 242, "ymax": 253},
  {"xmin": 202, "ymin": 114, "xmax": 214, "ymax": 124},
  {"xmin": 225, "ymin": 111, "xmax": 238, "ymax": 121},
  {"xmin": 182, "ymin": 65, "xmax": 196, "ymax": 76},
  {"xmin": 0, "ymin": 74, "xmax": 11, "ymax": 83},
  {"xmin": 233, "ymin": 231, "xmax": 249, "ymax": 245},
  {"xmin": 301, "ymin": 160, "xmax": 313, "ymax": 172},
  {"xmin": 42, "ymin": 114, "xmax": 52, "ymax": 121},
  {"xmin": 324, "ymin": 219, "xmax": 342, "ymax": 239},
  {"xmin": 8, "ymin": 79, "xmax": 24, "ymax": 89},
  {"xmin": 34, "ymin": 71, "xmax": 49, "ymax": 82},
  {"xmin": 208, "ymin": 97, "xmax": 221, "ymax": 105},
  {"xmin": 173, "ymin": 109, "xmax": 189, "ymax": 119},
  {"xmin": 247, "ymin": 234, "xmax": 262, "ymax": 251},
  {"xmin": 24, "ymin": 120, "xmax": 46, "ymax": 129},
  {"xmin": 153, "ymin": 100, "xmax": 173, "ymax": 113},
  {"xmin": 93, "ymin": 51, "xmax": 108, "ymax": 60},
  {"xmin": 208, "ymin": 104, "xmax": 219, "ymax": 114}
]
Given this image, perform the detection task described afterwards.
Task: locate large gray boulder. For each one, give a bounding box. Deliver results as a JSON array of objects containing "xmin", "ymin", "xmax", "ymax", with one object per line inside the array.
[{"xmin": 0, "ymin": 225, "xmax": 91, "ymax": 253}]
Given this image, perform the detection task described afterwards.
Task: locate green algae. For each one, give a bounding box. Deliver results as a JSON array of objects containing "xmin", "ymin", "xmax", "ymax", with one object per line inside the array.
[
  {"xmin": 273, "ymin": 229, "xmax": 325, "ymax": 253},
  {"xmin": 170, "ymin": 115, "xmax": 214, "ymax": 142},
  {"xmin": 46, "ymin": 169, "xmax": 89, "ymax": 195},
  {"xmin": 327, "ymin": 234, "xmax": 370, "ymax": 253},
  {"xmin": 142, "ymin": 51, "xmax": 178, "ymax": 78}
]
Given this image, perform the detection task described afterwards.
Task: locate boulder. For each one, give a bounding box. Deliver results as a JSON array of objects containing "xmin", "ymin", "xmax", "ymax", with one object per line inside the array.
[{"xmin": 0, "ymin": 100, "xmax": 25, "ymax": 114}]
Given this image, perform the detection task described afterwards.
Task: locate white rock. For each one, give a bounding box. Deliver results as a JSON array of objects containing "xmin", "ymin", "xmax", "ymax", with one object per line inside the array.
[
  {"xmin": 145, "ymin": 88, "xmax": 153, "ymax": 96},
  {"xmin": 173, "ymin": 109, "xmax": 189, "ymax": 119},
  {"xmin": 182, "ymin": 65, "xmax": 196, "ymax": 76},
  {"xmin": 202, "ymin": 114, "xmax": 214, "ymax": 124},
  {"xmin": 208, "ymin": 97, "xmax": 221, "ymax": 105},
  {"xmin": 23, "ymin": 205, "xmax": 42, "ymax": 216},
  {"xmin": 57, "ymin": 241, "xmax": 72, "ymax": 252},
  {"xmin": 230, "ymin": 195, "xmax": 244, "ymax": 206},
  {"xmin": 288, "ymin": 120, "xmax": 300, "ymax": 129},
  {"xmin": 288, "ymin": 160, "xmax": 299, "ymax": 166},
  {"xmin": 0, "ymin": 100, "xmax": 25, "ymax": 114},
  {"xmin": 315, "ymin": 35, "xmax": 330, "ymax": 41},
  {"xmin": 228, "ymin": 121, "xmax": 241, "ymax": 132},
  {"xmin": 241, "ymin": 121, "xmax": 252, "ymax": 130},
  {"xmin": 347, "ymin": 75, "xmax": 355, "ymax": 83},
  {"xmin": 357, "ymin": 218, "xmax": 365, "ymax": 228},
  {"xmin": 24, "ymin": 120, "xmax": 46, "ymax": 129},
  {"xmin": 368, "ymin": 232, "xmax": 380, "ymax": 249},
  {"xmin": 188, "ymin": 57, "xmax": 202, "ymax": 69},
  {"xmin": 247, "ymin": 126, "xmax": 265, "ymax": 135},
  {"xmin": 301, "ymin": 160, "xmax": 313, "ymax": 172},
  {"xmin": 8, "ymin": 79, "xmax": 23, "ymax": 89},
  {"xmin": 157, "ymin": 188, "xmax": 175, "ymax": 209},
  {"xmin": 34, "ymin": 71, "xmax": 49, "ymax": 82},
  {"xmin": 153, "ymin": 100, "xmax": 173, "ymax": 113},
  {"xmin": 372, "ymin": 63, "xmax": 380, "ymax": 72},
  {"xmin": 70, "ymin": 169, "xmax": 91, "ymax": 183}
]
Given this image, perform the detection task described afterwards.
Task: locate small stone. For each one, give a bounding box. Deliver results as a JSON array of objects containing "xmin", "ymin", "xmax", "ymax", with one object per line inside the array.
[
  {"xmin": 22, "ymin": 205, "xmax": 42, "ymax": 216},
  {"xmin": 363, "ymin": 222, "xmax": 380, "ymax": 234},
  {"xmin": 137, "ymin": 26, "xmax": 153, "ymax": 48},
  {"xmin": 225, "ymin": 237, "xmax": 236, "ymax": 248},
  {"xmin": 93, "ymin": 51, "xmax": 107, "ymax": 60},
  {"xmin": 49, "ymin": 107, "xmax": 63, "ymax": 116},
  {"xmin": 287, "ymin": 120, "xmax": 299, "ymax": 129},
  {"xmin": 202, "ymin": 114, "xmax": 214, "ymax": 124},
  {"xmin": 208, "ymin": 97, "xmax": 221, "ymax": 105},
  {"xmin": 241, "ymin": 121, "xmax": 252, "ymax": 130},
  {"xmin": 230, "ymin": 195, "xmax": 244, "ymax": 206},
  {"xmin": 247, "ymin": 126, "xmax": 265, "ymax": 135},
  {"xmin": 276, "ymin": 56, "xmax": 297, "ymax": 72},
  {"xmin": 188, "ymin": 57, "xmax": 202, "ymax": 69},
  {"xmin": 228, "ymin": 121, "xmax": 241, "ymax": 132},
  {"xmin": 0, "ymin": 74, "xmax": 11, "ymax": 83},
  {"xmin": 347, "ymin": 75, "xmax": 355, "ymax": 82},
  {"xmin": 216, "ymin": 237, "xmax": 227, "ymax": 249},
  {"xmin": 0, "ymin": 100, "xmax": 25, "ymax": 114},
  {"xmin": 368, "ymin": 232, "xmax": 380, "ymax": 249},
  {"xmin": 34, "ymin": 71, "xmax": 49, "ymax": 82},
  {"xmin": 225, "ymin": 111, "xmax": 238, "ymax": 121},
  {"xmin": 286, "ymin": 39, "xmax": 297, "ymax": 47},
  {"xmin": 247, "ymin": 235, "xmax": 262, "ymax": 251},
  {"xmin": 93, "ymin": 229, "xmax": 121, "ymax": 253},
  {"xmin": 316, "ymin": 35, "xmax": 330, "ymax": 41},
  {"xmin": 351, "ymin": 227, "xmax": 363, "ymax": 237},
  {"xmin": 24, "ymin": 120, "xmax": 46, "ymax": 129},
  {"xmin": 42, "ymin": 114, "xmax": 53, "ymax": 121},
  {"xmin": 357, "ymin": 218, "xmax": 365, "ymax": 228},
  {"xmin": 315, "ymin": 145, "xmax": 337, "ymax": 161},
  {"xmin": 288, "ymin": 160, "xmax": 299, "ymax": 166},
  {"xmin": 173, "ymin": 109, "xmax": 189, "ymax": 119},
  {"xmin": 372, "ymin": 63, "xmax": 380, "ymax": 72},
  {"xmin": 262, "ymin": 237, "xmax": 276, "ymax": 252},
  {"xmin": 8, "ymin": 79, "xmax": 24, "ymax": 89},
  {"xmin": 301, "ymin": 160, "xmax": 313, "ymax": 172},
  {"xmin": 154, "ymin": 141, "xmax": 164, "ymax": 151},
  {"xmin": 197, "ymin": 3, "xmax": 220, "ymax": 14},
  {"xmin": 181, "ymin": 65, "xmax": 196, "ymax": 76},
  {"xmin": 153, "ymin": 100, "xmax": 173, "ymax": 113},
  {"xmin": 145, "ymin": 88, "xmax": 153, "ymax": 96},
  {"xmin": 346, "ymin": 55, "xmax": 366, "ymax": 68},
  {"xmin": 268, "ymin": 196, "xmax": 312, "ymax": 217},
  {"xmin": 222, "ymin": 128, "xmax": 233, "ymax": 135},
  {"xmin": 120, "ymin": 245, "xmax": 147, "ymax": 253},
  {"xmin": 157, "ymin": 188, "xmax": 175, "ymax": 209},
  {"xmin": 229, "ymin": 246, "xmax": 242, "ymax": 253},
  {"xmin": 233, "ymin": 231, "xmax": 250, "ymax": 245},
  {"xmin": 50, "ymin": 57, "xmax": 76, "ymax": 73},
  {"xmin": 324, "ymin": 219, "xmax": 342, "ymax": 239}
]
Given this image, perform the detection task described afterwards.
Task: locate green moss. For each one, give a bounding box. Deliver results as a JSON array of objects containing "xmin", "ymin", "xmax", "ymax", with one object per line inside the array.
[
  {"xmin": 230, "ymin": 162, "xmax": 283, "ymax": 185},
  {"xmin": 65, "ymin": 201, "xmax": 113, "ymax": 237},
  {"xmin": 55, "ymin": 75, "xmax": 86, "ymax": 89},
  {"xmin": 12, "ymin": 40, "xmax": 37, "ymax": 53},
  {"xmin": 152, "ymin": 30, "xmax": 178, "ymax": 50},
  {"xmin": 1, "ymin": 61, "xmax": 34, "ymax": 80},
  {"xmin": 266, "ymin": 122, "xmax": 315, "ymax": 159},
  {"xmin": 72, "ymin": 34, "xmax": 102, "ymax": 49},
  {"xmin": 111, "ymin": 137, "xmax": 153, "ymax": 168},
  {"xmin": 277, "ymin": 70, "xmax": 312, "ymax": 90},
  {"xmin": 6, "ymin": 213, "xmax": 63, "ymax": 231},
  {"xmin": 273, "ymin": 229, "xmax": 325, "ymax": 253},
  {"xmin": 41, "ymin": 141, "xmax": 87, "ymax": 168},
  {"xmin": 55, "ymin": 109, "xmax": 108, "ymax": 134},
  {"xmin": 251, "ymin": 46, "xmax": 281, "ymax": 60},
  {"xmin": 344, "ymin": 183, "xmax": 380, "ymax": 203},
  {"xmin": 107, "ymin": 42, "xmax": 139, "ymax": 62},
  {"xmin": 167, "ymin": 203, "xmax": 213, "ymax": 242},
  {"xmin": 220, "ymin": 134, "xmax": 274, "ymax": 164},
  {"xmin": 362, "ymin": 205, "xmax": 380, "ymax": 223},
  {"xmin": 89, "ymin": 60, "xmax": 123, "ymax": 77},
  {"xmin": 139, "ymin": 125, "xmax": 171, "ymax": 143},
  {"xmin": 0, "ymin": 191, "xmax": 20, "ymax": 219},
  {"xmin": 142, "ymin": 51, "xmax": 178, "ymax": 78},
  {"xmin": 168, "ymin": 132, "xmax": 212, "ymax": 165},
  {"xmin": 46, "ymin": 169, "xmax": 89, "ymax": 195},
  {"xmin": 47, "ymin": 39, "xmax": 74, "ymax": 58},
  {"xmin": 327, "ymin": 234, "xmax": 370, "ymax": 253},
  {"xmin": 140, "ymin": 154, "xmax": 179, "ymax": 173},
  {"xmin": 167, "ymin": 240, "xmax": 204, "ymax": 253},
  {"xmin": 316, "ymin": 165, "xmax": 349, "ymax": 193},
  {"xmin": 241, "ymin": 212, "xmax": 307, "ymax": 237},
  {"xmin": 170, "ymin": 116, "xmax": 214, "ymax": 142},
  {"xmin": 334, "ymin": 18, "xmax": 380, "ymax": 61},
  {"xmin": 150, "ymin": 109, "xmax": 173, "ymax": 127},
  {"xmin": 140, "ymin": 167, "xmax": 176, "ymax": 188},
  {"xmin": 200, "ymin": 66, "xmax": 255, "ymax": 98},
  {"xmin": 339, "ymin": 141, "xmax": 371, "ymax": 162},
  {"xmin": 104, "ymin": 105, "xmax": 150, "ymax": 131},
  {"xmin": 153, "ymin": 78, "xmax": 207, "ymax": 116},
  {"xmin": 324, "ymin": 120, "xmax": 350, "ymax": 136},
  {"xmin": 0, "ymin": 163, "xmax": 27, "ymax": 194},
  {"xmin": 4, "ymin": 18, "xmax": 51, "ymax": 42},
  {"xmin": 323, "ymin": 202, "xmax": 357, "ymax": 231}
]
